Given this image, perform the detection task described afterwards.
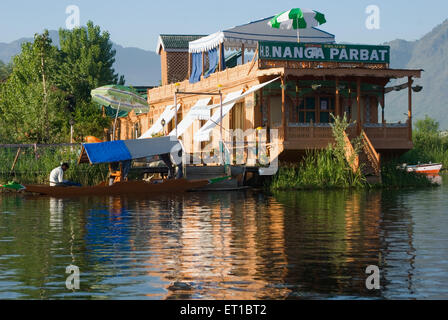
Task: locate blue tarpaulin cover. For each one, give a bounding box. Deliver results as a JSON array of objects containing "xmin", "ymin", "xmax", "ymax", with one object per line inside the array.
[
  {"xmin": 83, "ymin": 141, "xmax": 132, "ymax": 164},
  {"xmin": 80, "ymin": 137, "xmax": 182, "ymax": 165}
]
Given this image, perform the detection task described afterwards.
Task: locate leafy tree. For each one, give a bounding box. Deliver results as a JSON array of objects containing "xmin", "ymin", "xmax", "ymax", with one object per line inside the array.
[
  {"xmin": 0, "ymin": 22, "xmax": 121, "ymax": 144},
  {"xmin": 0, "ymin": 60, "xmax": 12, "ymax": 81},
  {"xmin": 58, "ymin": 21, "xmax": 125, "ymax": 101},
  {"xmin": 0, "ymin": 31, "xmax": 66, "ymax": 143},
  {"xmin": 72, "ymin": 100, "xmax": 110, "ymax": 141},
  {"xmin": 415, "ymin": 115, "xmax": 440, "ymax": 135}
]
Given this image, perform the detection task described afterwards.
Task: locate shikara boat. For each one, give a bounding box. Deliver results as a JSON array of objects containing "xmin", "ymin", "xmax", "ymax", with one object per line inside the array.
[
  {"xmin": 406, "ymin": 163, "xmax": 443, "ymax": 175},
  {"xmin": 22, "ymin": 179, "xmax": 210, "ymax": 197},
  {"xmin": 10, "ymin": 137, "xmax": 229, "ymax": 197}
]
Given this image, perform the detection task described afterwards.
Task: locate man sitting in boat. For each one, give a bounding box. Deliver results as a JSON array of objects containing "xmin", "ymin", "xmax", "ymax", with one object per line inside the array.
[{"xmin": 49, "ymin": 163, "xmax": 81, "ymax": 187}]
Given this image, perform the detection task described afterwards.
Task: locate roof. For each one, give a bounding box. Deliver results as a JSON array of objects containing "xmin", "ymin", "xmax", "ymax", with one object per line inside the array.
[
  {"xmin": 257, "ymin": 67, "xmax": 423, "ymax": 79},
  {"xmin": 156, "ymin": 34, "xmax": 206, "ymax": 54},
  {"xmin": 78, "ymin": 137, "xmax": 181, "ymax": 164},
  {"xmin": 189, "ymin": 16, "xmax": 335, "ymax": 53}
]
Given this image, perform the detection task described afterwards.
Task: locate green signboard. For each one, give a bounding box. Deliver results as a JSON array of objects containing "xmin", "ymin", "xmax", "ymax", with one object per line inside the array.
[{"xmin": 259, "ymin": 41, "xmax": 390, "ymax": 64}]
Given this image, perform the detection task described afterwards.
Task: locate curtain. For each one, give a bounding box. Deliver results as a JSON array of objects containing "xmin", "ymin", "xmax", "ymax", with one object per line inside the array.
[
  {"xmin": 204, "ymin": 48, "xmax": 218, "ymax": 79},
  {"xmin": 204, "ymin": 45, "xmax": 226, "ymax": 78},
  {"xmin": 189, "ymin": 52, "xmax": 202, "ymax": 84},
  {"xmin": 191, "ymin": 45, "xmax": 227, "ymax": 83},
  {"xmin": 220, "ymin": 44, "xmax": 226, "ymax": 71}
]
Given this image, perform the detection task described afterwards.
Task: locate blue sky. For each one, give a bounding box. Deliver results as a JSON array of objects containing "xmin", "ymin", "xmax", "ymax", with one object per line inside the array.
[{"xmin": 1, "ymin": 0, "xmax": 447, "ymax": 51}]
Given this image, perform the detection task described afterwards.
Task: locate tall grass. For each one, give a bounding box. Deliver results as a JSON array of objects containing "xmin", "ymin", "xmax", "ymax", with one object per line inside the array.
[
  {"xmin": 270, "ymin": 116, "xmax": 366, "ymax": 191},
  {"xmin": 270, "ymin": 148, "xmax": 365, "ymax": 191},
  {"xmin": 0, "ymin": 146, "xmax": 108, "ymax": 186},
  {"xmin": 270, "ymin": 115, "xmax": 438, "ymax": 191}
]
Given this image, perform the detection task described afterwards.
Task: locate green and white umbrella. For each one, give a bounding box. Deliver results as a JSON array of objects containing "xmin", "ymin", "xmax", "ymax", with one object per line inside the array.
[
  {"xmin": 91, "ymin": 85, "xmax": 149, "ymax": 117},
  {"xmin": 91, "ymin": 85, "xmax": 149, "ymax": 140},
  {"xmin": 268, "ymin": 8, "xmax": 327, "ymax": 42}
]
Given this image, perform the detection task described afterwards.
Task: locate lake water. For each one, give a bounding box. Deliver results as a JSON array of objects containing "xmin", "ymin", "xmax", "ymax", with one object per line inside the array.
[{"xmin": 0, "ymin": 176, "xmax": 447, "ymax": 300}]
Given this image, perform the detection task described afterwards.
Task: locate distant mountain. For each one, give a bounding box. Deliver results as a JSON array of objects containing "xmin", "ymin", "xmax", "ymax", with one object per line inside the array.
[
  {"xmin": 0, "ymin": 30, "xmax": 161, "ymax": 86},
  {"xmin": 385, "ymin": 20, "xmax": 448, "ymax": 129},
  {"xmin": 3, "ymin": 22, "xmax": 448, "ymax": 127},
  {"xmin": 113, "ymin": 44, "xmax": 160, "ymax": 85}
]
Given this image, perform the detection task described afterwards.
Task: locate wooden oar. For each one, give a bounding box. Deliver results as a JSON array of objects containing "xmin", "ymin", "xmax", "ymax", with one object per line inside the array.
[{"xmin": 208, "ymin": 176, "xmax": 231, "ymax": 184}]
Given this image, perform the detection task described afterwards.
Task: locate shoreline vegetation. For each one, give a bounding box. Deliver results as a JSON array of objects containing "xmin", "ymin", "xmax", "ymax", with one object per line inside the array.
[
  {"xmin": 0, "ymin": 22, "xmax": 121, "ymax": 145},
  {"xmin": 269, "ymin": 116, "xmax": 444, "ymax": 191},
  {"xmin": 0, "ymin": 116, "xmax": 444, "ymax": 192},
  {"xmin": 0, "ymin": 22, "xmax": 445, "ymax": 192},
  {"xmin": 0, "ymin": 21, "xmax": 122, "ymax": 192},
  {"xmin": 0, "ymin": 146, "xmax": 108, "ymax": 188}
]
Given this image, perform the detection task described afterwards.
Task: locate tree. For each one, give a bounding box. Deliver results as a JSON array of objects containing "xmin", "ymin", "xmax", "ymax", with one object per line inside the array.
[
  {"xmin": 415, "ymin": 115, "xmax": 440, "ymax": 135},
  {"xmin": 58, "ymin": 21, "xmax": 125, "ymax": 101},
  {"xmin": 0, "ymin": 22, "xmax": 124, "ymax": 144},
  {"xmin": 0, "ymin": 31, "xmax": 66, "ymax": 143},
  {"xmin": 0, "ymin": 60, "xmax": 12, "ymax": 81}
]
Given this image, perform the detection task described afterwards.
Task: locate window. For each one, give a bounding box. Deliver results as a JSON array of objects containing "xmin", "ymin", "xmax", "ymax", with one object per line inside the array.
[
  {"xmin": 298, "ymin": 97, "xmax": 316, "ymax": 123},
  {"xmin": 319, "ymin": 97, "xmax": 335, "ymax": 123}
]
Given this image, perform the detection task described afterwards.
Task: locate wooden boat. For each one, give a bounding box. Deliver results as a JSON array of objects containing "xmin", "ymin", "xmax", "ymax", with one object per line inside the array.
[
  {"xmin": 15, "ymin": 138, "xmax": 230, "ymax": 197},
  {"xmin": 405, "ymin": 163, "xmax": 443, "ymax": 175},
  {"xmin": 23, "ymin": 178, "xmax": 210, "ymax": 197}
]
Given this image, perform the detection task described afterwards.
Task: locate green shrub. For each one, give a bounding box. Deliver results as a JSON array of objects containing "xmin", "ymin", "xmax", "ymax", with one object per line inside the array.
[{"xmin": 0, "ymin": 146, "xmax": 107, "ymax": 186}]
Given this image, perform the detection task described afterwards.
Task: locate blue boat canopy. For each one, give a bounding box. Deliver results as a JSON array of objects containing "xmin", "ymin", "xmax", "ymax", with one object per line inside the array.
[{"xmin": 78, "ymin": 137, "xmax": 181, "ymax": 165}]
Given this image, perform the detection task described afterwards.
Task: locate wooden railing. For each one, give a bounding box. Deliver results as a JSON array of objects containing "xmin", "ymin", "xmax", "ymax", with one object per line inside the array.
[
  {"xmin": 285, "ymin": 125, "xmax": 334, "ymax": 149},
  {"xmin": 363, "ymin": 124, "xmax": 411, "ymax": 150},
  {"xmin": 284, "ymin": 124, "xmax": 411, "ymax": 151},
  {"xmin": 361, "ymin": 131, "xmax": 381, "ymax": 175},
  {"xmin": 363, "ymin": 125, "xmax": 409, "ymax": 140},
  {"xmin": 148, "ymin": 63, "xmax": 257, "ymax": 104},
  {"xmin": 343, "ymin": 131, "xmax": 360, "ymax": 173}
]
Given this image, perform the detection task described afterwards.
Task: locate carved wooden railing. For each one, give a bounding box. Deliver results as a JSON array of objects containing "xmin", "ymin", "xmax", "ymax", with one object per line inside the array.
[
  {"xmin": 148, "ymin": 63, "xmax": 256, "ymax": 104},
  {"xmin": 286, "ymin": 123, "xmax": 333, "ymax": 141},
  {"xmin": 363, "ymin": 125, "xmax": 409, "ymax": 140},
  {"xmin": 343, "ymin": 131, "xmax": 359, "ymax": 173},
  {"xmin": 361, "ymin": 131, "xmax": 381, "ymax": 176}
]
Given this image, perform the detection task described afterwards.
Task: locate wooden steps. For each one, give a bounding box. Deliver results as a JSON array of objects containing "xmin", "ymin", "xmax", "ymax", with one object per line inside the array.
[{"xmin": 344, "ymin": 130, "xmax": 382, "ymax": 184}]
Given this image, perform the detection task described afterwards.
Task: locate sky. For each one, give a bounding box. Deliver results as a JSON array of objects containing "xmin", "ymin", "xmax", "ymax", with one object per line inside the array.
[{"xmin": 1, "ymin": 0, "xmax": 447, "ymax": 51}]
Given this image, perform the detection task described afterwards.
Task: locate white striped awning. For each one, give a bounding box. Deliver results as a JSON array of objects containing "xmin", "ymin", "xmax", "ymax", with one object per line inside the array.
[
  {"xmin": 169, "ymin": 97, "xmax": 212, "ymax": 137},
  {"xmin": 189, "ymin": 16, "xmax": 335, "ymax": 53},
  {"xmin": 139, "ymin": 104, "xmax": 180, "ymax": 139},
  {"xmin": 194, "ymin": 77, "xmax": 280, "ymax": 142}
]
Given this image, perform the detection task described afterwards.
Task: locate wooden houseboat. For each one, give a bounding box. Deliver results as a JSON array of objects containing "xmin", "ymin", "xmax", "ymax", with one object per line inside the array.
[{"xmin": 115, "ymin": 17, "xmax": 422, "ymax": 179}]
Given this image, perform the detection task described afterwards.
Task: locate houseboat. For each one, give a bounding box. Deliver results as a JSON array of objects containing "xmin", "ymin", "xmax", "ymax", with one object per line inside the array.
[{"xmin": 114, "ymin": 16, "xmax": 422, "ymax": 179}]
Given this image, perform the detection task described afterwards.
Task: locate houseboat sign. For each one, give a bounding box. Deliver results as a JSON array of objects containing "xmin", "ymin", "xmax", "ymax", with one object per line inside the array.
[{"xmin": 259, "ymin": 41, "xmax": 390, "ymax": 64}]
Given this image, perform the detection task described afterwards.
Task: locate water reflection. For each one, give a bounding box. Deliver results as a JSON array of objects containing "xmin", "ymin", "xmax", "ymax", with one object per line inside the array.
[{"xmin": 0, "ymin": 180, "xmax": 448, "ymax": 299}]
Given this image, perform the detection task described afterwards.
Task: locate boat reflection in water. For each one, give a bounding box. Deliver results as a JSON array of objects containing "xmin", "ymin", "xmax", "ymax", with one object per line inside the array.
[
  {"xmin": 2, "ymin": 182, "xmax": 447, "ymax": 299},
  {"xmin": 79, "ymin": 191, "xmax": 404, "ymax": 299},
  {"xmin": 427, "ymin": 174, "xmax": 442, "ymax": 185}
]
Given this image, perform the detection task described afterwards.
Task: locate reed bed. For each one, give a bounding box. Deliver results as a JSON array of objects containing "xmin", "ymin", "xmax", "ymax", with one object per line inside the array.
[
  {"xmin": 0, "ymin": 146, "xmax": 108, "ymax": 186},
  {"xmin": 270, "ymin": 148, "xmax": 366, "ymax": 191},
  {"xmin": 269, "ymin": 115, "xmax": 439, "ymax": 191}
]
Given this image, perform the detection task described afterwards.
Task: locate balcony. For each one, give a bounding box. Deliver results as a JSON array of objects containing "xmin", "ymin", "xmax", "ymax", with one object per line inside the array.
[{"xmin": 283, "ymin": 123, "xmax": 412, "ymax": 151}]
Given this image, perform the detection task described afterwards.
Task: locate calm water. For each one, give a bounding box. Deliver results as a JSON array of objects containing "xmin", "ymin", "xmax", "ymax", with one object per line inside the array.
[{"xmin": 0, "ymin": 177, "xmax": 447, "ymax": 300}]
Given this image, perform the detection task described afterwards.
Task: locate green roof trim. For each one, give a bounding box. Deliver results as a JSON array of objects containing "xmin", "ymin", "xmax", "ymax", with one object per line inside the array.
[{"xmin": 157, "ymin": 34, "xmax": 206, "ymax": 53}]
